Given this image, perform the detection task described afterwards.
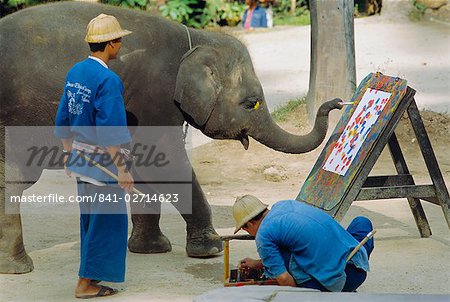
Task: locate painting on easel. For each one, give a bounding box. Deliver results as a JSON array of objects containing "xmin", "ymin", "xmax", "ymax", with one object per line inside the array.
[
  {"xmin": 297, "ymin": 73, "xmax": 408, "ymax": 212},
  {"xmin": 323, "ymin": 89, "xmax": 392, "ymax": 176}
]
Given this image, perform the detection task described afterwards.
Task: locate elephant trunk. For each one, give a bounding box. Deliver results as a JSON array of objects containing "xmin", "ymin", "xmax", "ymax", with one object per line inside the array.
[{"xmin": 249, "ymin": 99, "xmax": 342, "ymax": 154}]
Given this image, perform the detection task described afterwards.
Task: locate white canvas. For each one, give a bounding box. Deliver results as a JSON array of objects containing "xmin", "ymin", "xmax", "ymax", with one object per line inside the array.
[{"xmin": 323, "ymin": 89, "xmax": 392, "ymax": 176}]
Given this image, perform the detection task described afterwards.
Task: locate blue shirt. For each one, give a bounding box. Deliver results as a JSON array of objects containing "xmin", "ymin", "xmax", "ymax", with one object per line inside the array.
[
  {"xmin": 54, "ymin": 58, "xmax": 131, "ymax": 184},
  {"xmin": 242, "ymin": 6, "xmax": 267, "ymax": 28},
  {"xmin": 54, "ymin": 58, "xmax": 131, "ymax": 146},
  {"xmin": 256, "ymin": 200, "xmax": 369, "ymax": 292}
]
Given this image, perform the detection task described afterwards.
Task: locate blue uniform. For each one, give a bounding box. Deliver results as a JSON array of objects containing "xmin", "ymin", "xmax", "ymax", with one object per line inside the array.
[
  {"xmin": 54, "ymin": 57, "xmax": 130, "ymax": 282},
  {"xmin": 256, "ymin": 200, "xmax": 374, "ymax": 292},
  {"xmin": 242, "ymin": 6, "xmax": 267, "ymax": 28}
]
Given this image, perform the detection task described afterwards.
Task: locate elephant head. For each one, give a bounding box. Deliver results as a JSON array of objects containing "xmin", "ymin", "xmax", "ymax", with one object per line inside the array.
[{"xmin": 174, "ymin": 42, "xmax": 342, "ymax": 154}]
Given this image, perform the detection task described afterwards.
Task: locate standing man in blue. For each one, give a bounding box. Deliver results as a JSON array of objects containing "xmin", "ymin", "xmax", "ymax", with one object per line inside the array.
[
  {"xmin": 54, "ymin": 14, "xmax": 133, "ymax": 299},
  {"xmin": 233, "ymin": 195, "xmax": 374, "ymax": 292},
  {"xmin": 242, "ymin": 0, "xmax": 268, "ymax": 29}
]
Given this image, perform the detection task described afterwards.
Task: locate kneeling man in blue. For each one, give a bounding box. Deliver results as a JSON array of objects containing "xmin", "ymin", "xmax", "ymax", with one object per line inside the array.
[
  {"xmin": 54, "ymin": 13, "xmax": 133, "ymax": 299},
  {"xmin": 233, "ymin": 195, "xmax": 374, "ymax": 292}
]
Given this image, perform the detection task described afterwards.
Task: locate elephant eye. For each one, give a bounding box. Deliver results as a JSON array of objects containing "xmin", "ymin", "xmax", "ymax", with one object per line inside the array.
[{"xmin": 242, "ymin": 97, "xmax": 262, "ymax": 110}]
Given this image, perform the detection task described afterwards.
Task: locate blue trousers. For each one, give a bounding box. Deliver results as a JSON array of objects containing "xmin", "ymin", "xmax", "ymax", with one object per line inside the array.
[
  {"xmin": 77, "ymin": 180, "xmax": 128, "ymax": 282},
  {"xmin": 299, "ymin": 216, "xmax": 374, "ymax": 292}
]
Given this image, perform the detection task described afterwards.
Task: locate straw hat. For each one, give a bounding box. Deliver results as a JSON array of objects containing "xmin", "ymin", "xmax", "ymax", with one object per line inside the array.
[
  {"xmin": 85, "ymin": 13, "xmax": 132, "ymax": 43},
  {"xmin": 232, "ymin": 195, "xmax": 268, "ymax": 234}
]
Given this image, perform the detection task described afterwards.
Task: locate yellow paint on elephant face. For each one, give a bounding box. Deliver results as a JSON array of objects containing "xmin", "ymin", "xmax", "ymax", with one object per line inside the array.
[{"xmin": 254, "ymin": 101, "xmax": 260, "ymax": 110}]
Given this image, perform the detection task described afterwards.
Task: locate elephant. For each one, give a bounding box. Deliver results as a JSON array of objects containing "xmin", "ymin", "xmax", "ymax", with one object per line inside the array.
[{"xmin": 0, "ymin": 2, "xmax": 342, "ymax": 273}]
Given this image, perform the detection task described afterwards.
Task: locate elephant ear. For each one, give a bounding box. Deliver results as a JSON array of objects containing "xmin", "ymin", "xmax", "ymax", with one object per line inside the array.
[{"xmin": 174, "ymin": 46, "xmax": 222, "ymax": 127}]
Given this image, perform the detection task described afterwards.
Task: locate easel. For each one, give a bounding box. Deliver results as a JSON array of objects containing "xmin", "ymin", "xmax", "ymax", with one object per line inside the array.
[
  {"xmin": 336, "ymin": 87, "xmax": 450, "ymax": 236},
  {"xmin": 298, "ymin": 74, "xmax": 450, "ymax": 237}
]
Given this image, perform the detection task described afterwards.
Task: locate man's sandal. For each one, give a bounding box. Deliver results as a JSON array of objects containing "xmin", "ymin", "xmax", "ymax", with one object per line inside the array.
[{"xmin": 76, "ymin": 285, "xmax": 118, "ymax": 299}]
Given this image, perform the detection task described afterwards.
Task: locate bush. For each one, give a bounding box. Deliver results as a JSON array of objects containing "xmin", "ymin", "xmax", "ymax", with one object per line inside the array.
[
  {"xmin": 159, "ymin": 0, "xmax": 200, "ymax": 27},
  {"xmin": 273, "ymin": 0, "xmax": 308, "ymax": 15},
  {"xmin": 1, "ymin": 0, "xmax": 59, "ymax": 17},
  {"xmin": 272, "ymin": 0, "xmax": 310, "ymax": 26},
  {"xmin": 201, "ymin": 0, "xmax": 245, "ymax": 27},
  {"xmin": 100, "ymin": 0, "xmax": 149, "ymax": 10},
  {"xmin": 159, "ymin": 0, "xmax": 245, "ymax": 28}
]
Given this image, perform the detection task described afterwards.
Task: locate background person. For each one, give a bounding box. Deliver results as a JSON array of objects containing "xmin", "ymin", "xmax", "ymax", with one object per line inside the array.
[
  {"xmin": 242, "ymin": 0, "xmax": 268, "ymax": 29},
  {"xmin": 54, "ymin": 13, "xmax": 133, "ymax": 299},
  {"xmin": 233, "ymin": 195, "xmax": 374, "ymax": 292}
]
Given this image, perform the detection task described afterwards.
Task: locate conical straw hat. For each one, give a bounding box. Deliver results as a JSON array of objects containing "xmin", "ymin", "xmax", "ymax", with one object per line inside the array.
[
  {"xmin": 85, "ymin": 13, "xmax": 132, "ymax": 43},
  {"xmin": 232, "ymin": 195, "xmax": 268, "ymax": 234}
]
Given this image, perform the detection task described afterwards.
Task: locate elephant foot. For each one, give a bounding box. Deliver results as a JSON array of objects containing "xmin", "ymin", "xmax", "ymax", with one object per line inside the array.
[
  {"xmin": 128, "ymin": 232, "xmax": 172, "ymax": 254},
  {"xmin": 186, "ymin": 227, "xmax": 223, "ymax": 258},
  {"xmin": 0, "ymin": 251, "xmax": 34, "ymax": 274}
]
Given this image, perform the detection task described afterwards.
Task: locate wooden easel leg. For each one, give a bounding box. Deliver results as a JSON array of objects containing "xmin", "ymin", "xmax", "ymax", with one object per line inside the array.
[
  {"xmin": 388, "ymin": 132, "xmax": 432, "ymax": 237},
  {"xmin": 407, "ymin": 100, "xmax": 450, "ymax": 230}
]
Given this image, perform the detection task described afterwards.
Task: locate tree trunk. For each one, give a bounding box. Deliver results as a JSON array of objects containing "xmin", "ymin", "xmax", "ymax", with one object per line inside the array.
[
  {"xmin": 307, "ymin": 0, "xmax": 356, "ymax": 126},
  {"xmin": 291, "ymin": 0, "xmax": 297, "ymax": 15}
]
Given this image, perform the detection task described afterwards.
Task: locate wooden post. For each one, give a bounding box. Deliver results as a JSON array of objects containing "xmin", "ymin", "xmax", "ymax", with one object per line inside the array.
[
  {"xmin": 223, "ymin": 240, "xmax": 230, "ymax": 284},
  {"xmin": 307, "ymin": 0, "xmax": 356, "ymax": 126}
]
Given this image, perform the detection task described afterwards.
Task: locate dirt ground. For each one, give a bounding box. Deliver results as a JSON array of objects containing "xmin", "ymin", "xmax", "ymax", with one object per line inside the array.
[
  {"xmin": 1, "ymin": 1, "xmax": 449, "ymax": 301},
  {"xmin": 1, "ymin": 104, "xmax": 448, "ymax": 302}
]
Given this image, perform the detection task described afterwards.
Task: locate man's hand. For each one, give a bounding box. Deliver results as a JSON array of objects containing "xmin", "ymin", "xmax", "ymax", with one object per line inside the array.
[
  {"xmin": 239, "ymin": 258, "xmax": 263, "ymax": 270},
  {"xmin": 118, "ymin": 170, "xmax": 134, "ymax": 193},
  {"xmin": 106, "ymin": 145, "xmax": 134, "ymax": 193},
  {"xmin": 61, "ymin": 138, "xmax": 73, "ymax": 177},
  {"xmin": 276, "ymin": 271, "xmax": 296, "ymax": 287},
  {"xmin": 63, "ymin": 153, "xmax": 72, "ymax": 177}
]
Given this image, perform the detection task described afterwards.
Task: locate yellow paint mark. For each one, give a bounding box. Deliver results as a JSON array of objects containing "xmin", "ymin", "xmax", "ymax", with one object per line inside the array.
[
  {"xmin": 32, "ymin": 35, "xmax": 48, "ymax": 45},
  {"xmin": 254, "ymin": 101, "xmax": 260, "ymax": 110}
]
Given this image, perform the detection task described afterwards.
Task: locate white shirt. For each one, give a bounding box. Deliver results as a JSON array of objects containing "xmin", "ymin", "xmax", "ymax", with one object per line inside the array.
[{"xmin": 88, "ymin": 56, "xmax": 108, "ymax": 69}]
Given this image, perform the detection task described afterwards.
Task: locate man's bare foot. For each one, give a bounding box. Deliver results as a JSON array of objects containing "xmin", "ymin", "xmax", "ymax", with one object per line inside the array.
[{"xmin": 75, "ymin": 278, "xmax": 118, "ymax": 299}]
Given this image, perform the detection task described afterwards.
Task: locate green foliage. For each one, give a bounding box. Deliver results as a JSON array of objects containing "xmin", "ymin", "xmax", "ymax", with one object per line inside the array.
[
  {"xmin": 272, "ymin": 0, "xmax": 310, "ymax": 26},
  {"xmin": 409, "ymin": 0, "xmax": 427, "ymax": 21},
  {"xmin": 1, "ymin": 0, "xmax": 59, "ymax": 17},
  {"xmin": 199, "ymin": 0, "xmax": 245, "ymax": 27},
  {"xmin": 4, "ymin": 0, "xmax": 25, "ymax": 6},
  {"xmin": 271, "ymin": 97, "xmax": 306, "ymax": 122},
  {"xmin": 159, "ymin": 0, "xmax": 245, "ymax": 28},
  {"xmin": 101, "ymin": 0, "xmax": 149, "ymax": 10},
  {"xmin": 159, "ymin": 0, "xmax": 198, "ymax": 26},
  {"xmin": 273, "ymin": 0, "xmax": 307, "ymax": 15},
  {"xmin": 273, "ymin": 7, "xmax": 309, "ymax": 26},
  {"xmin": 413, "ymin": 0, "xmax": 428, "ymax": 12}
]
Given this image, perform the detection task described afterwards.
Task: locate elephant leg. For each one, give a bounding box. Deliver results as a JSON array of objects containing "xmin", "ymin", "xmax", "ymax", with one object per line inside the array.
[
  {"xmin": 128, "ymin": 200, "xmax": 172, "ymax": 254},
  {"xmin": 0, "ymin": 160, "xmax": 33, "ymax": 274},
  {"xmin": 175, "ymin": 172, "xmax": 223, "ymax": 258}
]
